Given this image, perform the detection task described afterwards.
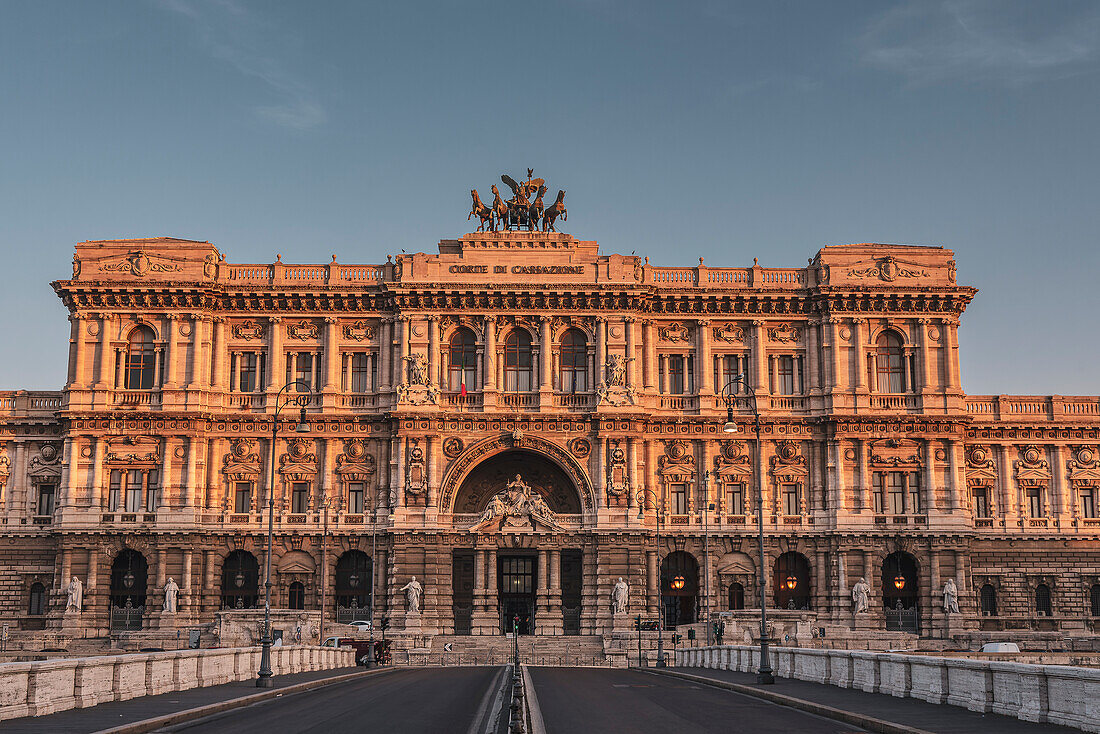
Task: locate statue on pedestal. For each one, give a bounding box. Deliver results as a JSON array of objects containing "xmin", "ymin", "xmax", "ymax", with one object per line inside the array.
[
  {"xmin": 611, "ymin": 577, "xmax": 629, "ymax": 614},
  {"xmin": 851, "ymin": 577, "xmax": 870, "ymax": 614},
  {"xmin": 163, "ymin": 578, "xmax": 180, "ymax": 613},
  {"xmin": 943, "ymin": 579, "xmax": 960, "ymax": 614},
  {"xmin": 401, "ymin": 576, "xmax": 423, "ymax": 614},
  {"xmin": 66, "ymin": 576, "xmax": 83, "ymax": 613}
]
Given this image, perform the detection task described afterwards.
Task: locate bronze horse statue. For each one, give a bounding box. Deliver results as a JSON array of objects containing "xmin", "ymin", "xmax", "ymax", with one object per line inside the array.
[
  {"xmin": 541, "ymin": 190, "xmax": 567, "ymax": 232},
  {"xmin": 468, "ymin": 189, "xmax": 494, "ymax": 232},
  {"xmin": 527, "ymin": 185, "xmax": 547, "ymax": 231},
  {"xmin": 490, "ymin": 185, "xmax": 509, "ymax": 232}
]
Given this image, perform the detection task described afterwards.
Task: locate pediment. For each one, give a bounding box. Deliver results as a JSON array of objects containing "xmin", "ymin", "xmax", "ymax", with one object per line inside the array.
[{"xmin": 869, "ymin": 438, "xmax": 923, "ymax": 468}]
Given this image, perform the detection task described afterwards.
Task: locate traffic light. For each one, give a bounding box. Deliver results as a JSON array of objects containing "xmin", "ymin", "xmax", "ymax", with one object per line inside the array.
[
  {"xmin": 634, "ymin": 615, "xmax": 641, "ymax": 631},
  {"xmin": 379, "ymin": 616, "xmax": 390, "ymax": 632},
  {"xmin": 687, "ymin": 628, "xmax": 695, "ymax": 640}
]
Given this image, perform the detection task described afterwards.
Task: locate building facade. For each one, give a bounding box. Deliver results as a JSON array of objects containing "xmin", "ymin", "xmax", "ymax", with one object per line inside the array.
[{"xmin": 1, "ymin": 229, "xmax": 1098, "ymax": 646}]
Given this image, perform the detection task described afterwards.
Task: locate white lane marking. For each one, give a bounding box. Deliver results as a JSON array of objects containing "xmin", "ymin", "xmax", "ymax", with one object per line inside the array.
[
  {"xmin": 521, "ymin": 665, "xmax": 547, "ymax": 734},
  {"xmin": 466, "ymin": 665, "xmax": 509, "ymax": 734}
]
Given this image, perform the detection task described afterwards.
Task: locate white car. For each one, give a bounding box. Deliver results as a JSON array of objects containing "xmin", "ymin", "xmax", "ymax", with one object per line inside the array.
[{"xmin": 346, "ymin": 620, "xmax": 372, "ymax": 631}]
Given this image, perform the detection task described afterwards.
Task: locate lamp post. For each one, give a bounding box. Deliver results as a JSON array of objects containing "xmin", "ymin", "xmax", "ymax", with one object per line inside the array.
[
  {"xmin": 257, "ymin": 380, "xmax": 313, "ymax": 689},
  {"xmin": 702, "ymin": 472, "xmax": 713, "ymax": 646},
  {"xmin": 365, "ymin": 502, "xmax": 380, "ymax": 668},
  {"xmin": 319, "ymin": 493, "xmax": 329, "ymax": 645},
  {"xmin": 635, "ymin": 488, "xmax": 665, "ymax": 667},
  {"xmin": 718, "ymin": 376, "xmax": 774, "ymax": 684}
]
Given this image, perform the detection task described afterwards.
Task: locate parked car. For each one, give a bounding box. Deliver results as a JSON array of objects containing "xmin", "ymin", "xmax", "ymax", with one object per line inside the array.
[
  {"xmin": 980, "ymin": 642, "xmax": 1020, "ymax": 653},
  {"xmin": 346, "ymin": 620, "xmax": 372, "ymax": 631},
  {"xmin": 321, "ymin": 636, "xmax": 390, "ymax": 666}
]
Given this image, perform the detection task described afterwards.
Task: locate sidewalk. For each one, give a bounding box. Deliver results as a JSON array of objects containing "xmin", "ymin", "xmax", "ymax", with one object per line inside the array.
[
  {"xmin": 663, "ymin": 667, "xmax": 1079, "ymax": 734},
  {"xmin": 0, "ymin": 666, "xmax": 365, "ymax": 734}
]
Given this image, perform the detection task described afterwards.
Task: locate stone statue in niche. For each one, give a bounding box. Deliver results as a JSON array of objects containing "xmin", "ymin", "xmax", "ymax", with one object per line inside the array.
[
  {"xmin": 66, "ymin": 576, "xmax": 83, "ymax": 613},
  {"xmin": 851, "ymin": 577, "xmax": 870, "ymax": 614},
  {"xmin": 163, "ymin": 577, "xmax": 180, "ymax": 613},
  {"xmin": 611, "ymin": 577, "xmax": 629, "ymax": 614},
  {"xmin": 942, "ymin": 579, "xmax": 959, "ymax": 614},
  {"xmin": 401, "ymin": 577, "xmax": 423, "ymax": 613}
]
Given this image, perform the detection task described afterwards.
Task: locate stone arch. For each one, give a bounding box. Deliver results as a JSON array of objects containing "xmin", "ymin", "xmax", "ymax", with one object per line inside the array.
[{"xmin": 440, "ymin": 434, "xmax": 595, "ymax": 513}]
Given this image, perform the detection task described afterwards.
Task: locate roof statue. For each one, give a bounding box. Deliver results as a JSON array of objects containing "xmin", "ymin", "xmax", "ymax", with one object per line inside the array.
[{"xmin": 468, "ymin": 169, "xmax": 566, "ymax": 233}]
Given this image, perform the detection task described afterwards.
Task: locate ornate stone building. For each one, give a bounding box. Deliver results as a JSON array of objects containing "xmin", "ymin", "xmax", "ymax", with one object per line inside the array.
[{"xmin": 1, "ymin": 228, "xmax": 1098, "ymax": 648}]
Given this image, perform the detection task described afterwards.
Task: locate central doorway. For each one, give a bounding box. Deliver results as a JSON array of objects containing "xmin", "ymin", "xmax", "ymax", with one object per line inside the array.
[{"xmin": 499, "ymin": 554, "xmax": 536, "ymax": 634}]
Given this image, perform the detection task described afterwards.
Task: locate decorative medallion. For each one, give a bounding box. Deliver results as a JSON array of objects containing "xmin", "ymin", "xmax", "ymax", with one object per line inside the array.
[
  {"xmin": 343, "ymin": 321, "xmax": 376, "ymax": 342},
  {"xmin": 286, "ymin": 320, "xmax": 319, "ymax": 340},
  {"xmin": 99, "ymin": 250, "xmax": 181, "ymax": 277},
  {"xmin": 569, "ymin": 438, "xmax": 591, "ymax": 458},
  {"xmin": 659, "ymin": 322, "xmax": 691, "ymax": 343},
  {"xmin": 713, "ymin": 323, "xmax": 745, "ymax": 343},
  {"xmin": 232, "ymin": 320, "xmax": 265, "ymax": 340},
  {"xmin": 847, "ymin": 256, "xmax": 928, "ymax": 282},
  {"xmin": 443, "ymin": 437, "xmax": 464, "ymax": 459}
]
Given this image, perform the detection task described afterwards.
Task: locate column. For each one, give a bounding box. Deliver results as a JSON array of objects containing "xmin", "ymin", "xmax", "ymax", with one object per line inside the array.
[
  {"xmin": 187, "ymin": 315, "xmax": 206, "ymax": 389},
  {"xmin": 182, "ymin": 550, "xmax": 193, "ymax": 614},
  {"xmin": 1051, "ymin": 445, "xmax": 1069, "ymax": 521},
  {"xmin": 211, "ymin": 317, "xmax": 227, "ymax": 390},
  {"xmin": 483, "ymin": 317, "xmax": 497, "ymax": 397},
  {"xmin": 942, "ymin": 318, "xmax": 960, "ymax": 392},
  {"xmin": 323, "ymin": 317, "xmax": 339, "ymax": 391},
  {"xmin": 397, "ymin": 316, "xmax": 410, "ymax": 384},
  {"xmin": 624, "ymin": 317, "xmax": 636, "ymax": 388},
  {"xmin": 826, "ymin": 317, "xmax": 843, "ymax": 391},
  {"xmin": 60, "ymin": 438, "xmax": 75, "ymax": 509},
  {"xmin": 266, "ymin": 317, "xmax": 283, "ymax": 391},
  {"xmin": 917, "ymin": 318, "xmax": 933, "ymax": 392},
  {"xmin": 90, "ymin": 437, "xmax": 105, "ymax": 508},
  {"xmin": 946, "ymin": 441, "xmax": 962, "ymax": 513},
  {"xmin": 627, "ymin": 437, "xmax": 638, "ymax": 509},
  {"xmin": 163, "ymin": 314, "xmax": 180, "ymax": 387},
  {"xmin": 183, "ymin": 437, "xmax": 198, "ymax": 507},
  {"xmin": 379, "ymin": 318, "xmax": 392, "ymax": 392},
  {"xmin": 539, "ymin": 317, "xmax": 552, "ymax": 393},
  {"xmin": 425, "ymin": 435, "xmax": 437, "ymax": 507},
  {"xmin": 929, "ymin": 548, "xmax": 942, "ymax": 633},
  {"xmin": 697, "ymin": 319, "xmax": 712, "ymax": 395},
  {"xmin": 202, "ymin": 550, "xmax": 214, "ymax": 615},
  {"xmin": 86, "ymin": 547, "xmax": 99, "ymax": 617},
  {"xmin": 751, "ymin": 320, "xmax": 768, "ymax": 395},
  {"xmin": 427, "ymin": 315, "xmax": 439, "ymax": 387},
  {"xmin": 851, "ymin": 318, "xmax": 866, "ymax": 392},
  {"xmin": 70, "ymin": 313, "xmax": 87, "ymax": 389},
  {"xmin": 643, "ymin": 320, "xmax": 656, "ymax": 391},
  {"xmin": 856, "ymin": 439, "xmax": 868, "ymax": 513},
  {"xmin": 161, "ymin": 438, "xmax": 175, "ymax": 510},
  {"xmin": 487, "ymin": 550, "xmax": 499, "ymax": 631},
  {"xmin": 646, "ymin": 550, "xmax": 658, "ymax": 615},
  {"xmin": 92, "ymin": 313, "xmax": 111, "ymax": 388},
  {"xmin": 924, "ymin": 439, "xmax": 937, "ymax": 513},
  {"xmin": 595, "ymin": 317, "xmax": 607, "ymax": 385},
  {"xmin": 806, "ymin": 319, "xmax": 821, "ymax": 394}
]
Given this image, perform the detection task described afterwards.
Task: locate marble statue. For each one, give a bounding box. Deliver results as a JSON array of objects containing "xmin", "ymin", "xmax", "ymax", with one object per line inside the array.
[
  {"xmin": 163, "ymin": 577, "xmax": 180, "ymax": 613},
  {"xmin": 611, "ymin": 577, "xmax": 629, "ymax": 614},
  {"xmin": 401, "ymin": 576, "xmax": 423, "ymax": 613},
  {"xmin": 851, "ymin": 577, "xmax": 870, "ymax": 614},
  {"xmin": 943, "ymin": 578, "xmax": 960, "ymax": 614},
  {"xmin": 66, "ymin": 576, "xmax": 83, "ymax": 613}
]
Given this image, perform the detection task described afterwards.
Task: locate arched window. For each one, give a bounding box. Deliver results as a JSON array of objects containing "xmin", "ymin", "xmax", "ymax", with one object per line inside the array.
[
  {"xmin": 1035, "ymin": 583, "xmax": 1052, "ymax": 616},
  {"xmin": 448, "ymin": 328, "xmax": 477, "ymax": 392},
  {"xmin": 773, "ymin": 552, "xmax": 812, "ymax": 610},
  {"xmin": 728, "ymin": 582, "xmax": 745, "ymax": 610},
  {"xmin": 27, "ymin": 582, "xmax": 46, "ymax": 616},
  {"xmin": 335, "ymin": 551, "xmax": 372, "ymax": 622},
  {"xmin": 221, "ymin": 550, "xmax": 260, "ymax": 610},
  {"xmin": 559, "ymin": 329, "xmax": 588, "ymax": 393},
  {"xmin": 288, "ymin": 581, "xmax": 305, "ymax": 610},
  {"xmin": 875, "ymin": 331, "xmax": 905, "ymax": 394},
  {"xmin": 124, "ymin": 326, "xmax": 157, "ymax": 390},
  {"xmin": 1091, "ymin": 584, "xmax": 1100, "ymax": 617},
  {"xmin": 980, "ymin": 584, "xmax": 997, "ymax": 616},
  {"xmin": 660, "ymin": 551, "xmax": 699, "ymax": 628},
  {"xmin": 503, "ymin": 330, "xmax": 533, "ymax": 392}
]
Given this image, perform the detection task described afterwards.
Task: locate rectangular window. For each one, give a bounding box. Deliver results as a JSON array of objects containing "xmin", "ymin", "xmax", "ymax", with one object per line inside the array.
[
  {"xmin": 234, "ymin": 482, "xmax": 252, "ymax": 514},
  {"xmin": 291, "ymin": 482, "xmax": 309, "ymax": 514},
  {"xmin": 145, "ymin": 469, "xmax": 159, "ymax": 512},
  {"xmin": 888, "ymin": 472, "xmax": 906, "ymax": 514},
  {"xmin": 714, "ymin": 355, "xmax": 744, "ymax": 396},
  {"xmin": 670, "ymin": 484, "xmax": 688, "ymax": 515},
  {"xmin": 872, "ymin": 473, "xmax": 884, "ymax": 514},
  {"xmin": 778, "ymin": 356, "xmax": 795, "ymax": 395},
  {"xmin": 124, "ymin": 469, "xmax": 143, "ymax": 512},
  {"xmin": 286, "ymin": 352, "xmax": 316, "ymax": 391},
  {"xmin": 1027, "ymin": 487, "xmax": 1044, "ymax": 518},
  {"xmin": 668, "ymin": 356, "xmax": 684, "ymax": 395},
  {"xmin": 907, "ymin": 471, "xmax": 922, "ymax": 514},
  {"xmin": 972, "ymin": 487, "xmax": 990, "ymax": 518},
  {"xmin": 782, "ymin": 483, "xmax": 800, "ymax": 515},
  {"xmin": 239, "ymin": 353, "xmax": 259, "ymax": 393},
  {"xmin": 37, "ymin": 483, "xmax": 55, "ymax": 516},
  {"xmin": 724, "ymin": 482, "xmax": 744, "ymax": 515},
  {"xmin": 347, "ymin": 482, "xmax": 365, "ymax": 514},
  {"xmin": 1080, "ymin": 489, "xmax": 1097, "ymax": 519},
  {"xmin": 109, "ymin": 469, "xmax": 122, "ymax": 511},
  {"xmin": 350, "ymin": 353, "xmax": 371, "ymax": 393}
]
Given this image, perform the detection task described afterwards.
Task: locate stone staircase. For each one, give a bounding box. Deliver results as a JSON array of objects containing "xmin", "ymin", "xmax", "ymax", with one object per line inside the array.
[{"xmin": 402, "ymin": 634, "xmax": 611, "ymax": 667}]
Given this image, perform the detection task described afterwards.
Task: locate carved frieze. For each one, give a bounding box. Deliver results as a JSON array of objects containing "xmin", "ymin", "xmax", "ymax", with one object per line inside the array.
[
  {"xmin": 659, "ymin": 322, "xmax": 691, "ymax": 343},
  {"xmin": 232, "ymin": 320, "xmax": 265, "ymax": 340},
  {"xmin": 286, "ymin": 320, "xmax": 319, "ymax": 340},
  {"xmin": 99, "ymin": 250, "xmax": 182, "ymax": 277},
  {"xmin": 847, "ymin": 256, "xmax": 928, "ymax": 282},
  {"xmin": 713, "ymin": 323, "xmax": 745, "ymax": 343},
  {"xmin": 768, "ymin": 322, "xmax": 800, "ymax": 344},
  {"xmin": 342, "ymin": 320, "xmax": 375, "ymax": 342},
  {"xmin": 869, "ymin": 438, "xmax": 922, "ymax": 468}
]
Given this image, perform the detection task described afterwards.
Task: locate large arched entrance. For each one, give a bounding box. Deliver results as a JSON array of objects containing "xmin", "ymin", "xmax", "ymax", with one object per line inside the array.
[
  {"xmin": 335, "ymin": 551, "xmax": 372, "ymax": 624},
  {"xmin": 221, "ymin": 550, "xmax": 259, "ymax": 610},
  {"xmin": 452, "ymin": 449, "xmax": 582, "ymax": 514},
  {"xmin": 773, "ymin": 552, "xmax": 812, "ymax": 610},
  {"xmin": 661, "ymin": 551, "xmax": 699, "ymax": 628},
  {"xmin": 882, "ymin": 551, "xmax": 920, "ymax": 632},
  {"xmin": 110, "ymin": 549, "xmax": 148, "ymax": 631}
]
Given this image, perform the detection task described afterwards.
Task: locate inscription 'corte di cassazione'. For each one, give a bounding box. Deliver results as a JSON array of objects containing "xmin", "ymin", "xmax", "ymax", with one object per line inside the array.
[{"xmin": 448, "ymin": 264, "xmax": 584, "ymax": 275}]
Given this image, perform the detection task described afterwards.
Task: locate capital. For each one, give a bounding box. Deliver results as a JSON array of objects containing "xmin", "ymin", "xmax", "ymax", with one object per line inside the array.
[
  {"xmin": 324, "ymin": 316, "xmax": 338, "ymax": 324},
  {"xmin": 268, "ymin": 316, "xmax": 282, "ymax": 324}
]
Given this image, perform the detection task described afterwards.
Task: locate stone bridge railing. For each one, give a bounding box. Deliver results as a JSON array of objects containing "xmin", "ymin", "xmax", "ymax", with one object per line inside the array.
[
  {"xmin": 678, "ymin": 645, "xmax": 1100, "ymax": 733},
  {"xmin": 0, "ymin": 644, "xmax": 354, "ymax": 722}
]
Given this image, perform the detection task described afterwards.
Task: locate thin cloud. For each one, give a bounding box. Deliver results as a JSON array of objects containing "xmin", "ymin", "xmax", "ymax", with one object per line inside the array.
[
  {"xmin": 154, "ymin": 0, "xmax": 326, "ymax": 129},
  {"xmin": 860, "ymin": 0, "xmax": 1100, "ymax": 85}
]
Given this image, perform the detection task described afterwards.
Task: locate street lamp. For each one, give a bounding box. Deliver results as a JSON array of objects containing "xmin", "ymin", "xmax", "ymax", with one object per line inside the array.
[
  {"xmin": 718, "ymin": 375, "xmax": 774, "ymax": 684},
  {"xmin": 636, "ymin": 488, "xmax": 666, "ymax": 667},
  {"xmin": 893, "ymin": 574, "xmax": 907, "ymax": 591},
  {"xmin": 257, "ymin": 380, "xmax": 313, "ymax": 689},
  {"xmin": 671, "ymin": 575, "xmax": 686, "ymax": 591},
  {"xmin": 702, "ymin": 471, "xmax": 715, "ymax": 646},
  {"xmin": 784, "ymin": 575, "xmax": 798, "ymax": 591}
]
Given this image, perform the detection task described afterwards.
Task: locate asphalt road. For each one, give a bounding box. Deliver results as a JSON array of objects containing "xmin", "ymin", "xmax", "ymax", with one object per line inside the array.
[
  {"xmin": 528, "ymin": 667, "xmax": 870, "ymax": 734},
  {"xmin": 162, "ymin": 666, "xmax": 510, "ymax": 734}
]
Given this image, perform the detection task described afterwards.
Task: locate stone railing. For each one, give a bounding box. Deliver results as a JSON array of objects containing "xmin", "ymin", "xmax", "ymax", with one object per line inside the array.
[
  {"xmin": 967, "ymin": 395, "xmax": 1100, "ymax": 422},
  {"xmin": 0, "ymin": 645, "xmax": 354, "ymax": 721},
  {"xmin": 224, "ymin": 262, "xmax": 387, "ymax": 285},
  {"xmin": 645, "ymin": 265, "xmax": 807, "ymax": 290},
  {"xmin": 677, "ymin": 645, "xmax": 1100, "ymax": 733},
  {"xmin": 0, "ymin": 391, "xmax": 64, "ymax": 418}
]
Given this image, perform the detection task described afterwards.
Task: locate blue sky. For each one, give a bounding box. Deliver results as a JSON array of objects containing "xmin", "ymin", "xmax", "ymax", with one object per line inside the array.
[{"xmin": 1, "ymin": 1, "xmax": 1098, "ymax": 393}]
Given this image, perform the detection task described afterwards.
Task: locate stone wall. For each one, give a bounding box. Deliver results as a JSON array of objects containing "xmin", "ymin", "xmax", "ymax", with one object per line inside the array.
[
  {"xmin": 678, "ymin": 645, "xmax": 1100, "ymax": 733},
  {"xmin": 0, "ymin": 644, "xmax": 354, "ymax": 721}
]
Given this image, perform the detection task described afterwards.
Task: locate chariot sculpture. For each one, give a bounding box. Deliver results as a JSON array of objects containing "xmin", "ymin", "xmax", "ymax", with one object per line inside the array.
[{"xmin": 469, "ymin": 169, "xmax": 567, "ymax": 233}]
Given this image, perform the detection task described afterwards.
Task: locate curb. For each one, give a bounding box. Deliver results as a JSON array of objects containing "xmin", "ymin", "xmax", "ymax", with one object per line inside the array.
[
  {"xmin": 645, "ymin": 669, "xmax": 932, "ymax": 734},
  {"xmin": 93, "ymin": 667, "xmax": 398, "ymax": 734}
]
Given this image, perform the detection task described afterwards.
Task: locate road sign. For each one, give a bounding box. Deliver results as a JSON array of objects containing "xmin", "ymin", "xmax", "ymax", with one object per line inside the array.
[{"xmin": 443, "ymin": 642, "xmax": 453, "ymax": 652}]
